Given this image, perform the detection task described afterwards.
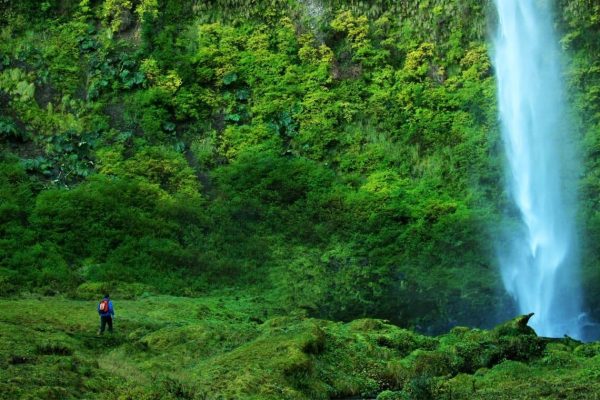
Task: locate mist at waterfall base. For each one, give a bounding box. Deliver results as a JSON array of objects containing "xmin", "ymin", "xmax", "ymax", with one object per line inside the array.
[{"xmin": 491, "ymin": 0, "xmax": 598, "ymax": 341}]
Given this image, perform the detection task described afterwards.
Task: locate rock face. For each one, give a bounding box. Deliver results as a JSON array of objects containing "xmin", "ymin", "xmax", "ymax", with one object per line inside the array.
[{"xmin": 492, "ymin": 312, "xmax": 537, "ymax": 336}]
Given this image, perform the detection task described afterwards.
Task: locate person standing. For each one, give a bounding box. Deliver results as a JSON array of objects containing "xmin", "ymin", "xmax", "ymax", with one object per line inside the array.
[{"xmin": 97, "ymin": 294, "xmax": 115, "ymax": 335}]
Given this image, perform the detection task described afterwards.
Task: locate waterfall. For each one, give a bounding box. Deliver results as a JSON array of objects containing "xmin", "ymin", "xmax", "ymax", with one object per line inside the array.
[{"xmin": 491, "ymin": 0, "xmax": 585, "ymax": 338}]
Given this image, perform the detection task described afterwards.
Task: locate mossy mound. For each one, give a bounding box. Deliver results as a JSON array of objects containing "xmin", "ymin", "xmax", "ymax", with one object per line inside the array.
[{"xmin": 2, "ymin": 297, "xmax": 598, "ymax": 399}]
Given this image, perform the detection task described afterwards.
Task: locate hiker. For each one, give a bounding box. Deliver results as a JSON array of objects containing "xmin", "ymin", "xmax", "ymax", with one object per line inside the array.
[{"xmin": 97, "ymin": 294, "xmax": 115, "ymax": 335}]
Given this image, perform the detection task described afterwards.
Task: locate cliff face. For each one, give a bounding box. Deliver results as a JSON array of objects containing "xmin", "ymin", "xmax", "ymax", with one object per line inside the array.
[{"xmin": 0, "ymin": 0, "xmax": 599, "ymax": 331}]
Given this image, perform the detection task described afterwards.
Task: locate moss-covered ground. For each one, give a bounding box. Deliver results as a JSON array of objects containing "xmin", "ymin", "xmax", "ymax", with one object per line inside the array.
[{"xmin": 1, "ymin": 294, "xmax": 599, "ymax": 400}]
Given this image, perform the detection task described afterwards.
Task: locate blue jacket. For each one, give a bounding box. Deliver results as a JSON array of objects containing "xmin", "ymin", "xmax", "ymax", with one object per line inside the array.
[{"xmin": 98, "ymin": 298, "xmax": 115, "ymax": 317}]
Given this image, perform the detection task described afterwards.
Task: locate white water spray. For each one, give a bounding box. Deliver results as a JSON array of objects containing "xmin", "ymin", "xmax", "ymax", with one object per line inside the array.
[{"xmin": 492, "ymin": 0, "xmax": 585, "ymax": 338}]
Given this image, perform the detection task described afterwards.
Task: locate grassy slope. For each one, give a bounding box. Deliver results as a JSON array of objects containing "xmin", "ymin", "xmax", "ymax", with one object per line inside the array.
[{"xmin": 1, "ymin": 295, "xmax": 600, "ymax": 400}]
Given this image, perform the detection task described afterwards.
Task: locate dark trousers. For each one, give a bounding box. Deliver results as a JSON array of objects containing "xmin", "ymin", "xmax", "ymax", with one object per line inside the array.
[{"xmin": 99, "ymin": 316, "xmax": 113, "ymax": 334}]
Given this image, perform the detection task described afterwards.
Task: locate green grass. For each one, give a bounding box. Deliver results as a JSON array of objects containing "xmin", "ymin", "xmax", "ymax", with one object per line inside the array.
[{"xmin": 1, "ymin": 295, "xmax": 599, "ymax": 399}]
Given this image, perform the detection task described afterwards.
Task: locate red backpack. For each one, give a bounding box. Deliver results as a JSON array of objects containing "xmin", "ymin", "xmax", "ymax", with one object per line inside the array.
[{"xmin": 99, "ymin": 299, "xmax": 109, "ymax": 313}]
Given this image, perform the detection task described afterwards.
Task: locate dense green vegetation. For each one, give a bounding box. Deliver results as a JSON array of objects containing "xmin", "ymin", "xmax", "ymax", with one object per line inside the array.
[
  {"xmin": 0, "ymin": 0, "xmax": 507, "ymax": 332},
  {"xmin": 2, "ymin": 296, "xmax": 600, "ymax": 399},
  {"xmin": 1, "ymin": 0, "xmax": 600, "ymax": 398}
]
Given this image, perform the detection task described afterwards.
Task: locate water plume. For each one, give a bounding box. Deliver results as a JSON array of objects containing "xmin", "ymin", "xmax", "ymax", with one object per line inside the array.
[{"xmin": 491, "ymin": 0, "xmax": 585, "ymax": 338}]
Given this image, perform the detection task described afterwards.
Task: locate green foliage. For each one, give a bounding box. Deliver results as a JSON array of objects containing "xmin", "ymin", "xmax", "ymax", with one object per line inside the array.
[
  {"xmin": 1, "ymin": 297, "xmax": 597, "ymax": 400},
  {"xmin": 0, "ymin": 156, "xmax": 37, "ymax": 291},
  {"xmin": 0, "ymin": 0, "xmax": 598, "ymax": 336},
  {"xmin": 0, "ymin": 68, "xmax": 35, "ymax": 102},
  {"xmin": 100, "ymin": 0, "xmax": 133, "ymax": 33},
  {"xmin": 97, "ymin": 145, "xmax": 200, "ymax": 196},
  {"xmin": 0, "ymin": 0, "xmax": 504, "ymax": 328},
  {"xmin": 1, "ymin": 1, "xmax": 600, "ymax": 398},
  {"xmin": 26, "ymin": 175, "xmax": 207, "ymax": 291},
  {"xmin": 0, "ymin": 117, "xmax": 24, "ymax": 140},
  {"xmin": 554, "ymin": 0, "xmax": 600, "ymax": 323}
]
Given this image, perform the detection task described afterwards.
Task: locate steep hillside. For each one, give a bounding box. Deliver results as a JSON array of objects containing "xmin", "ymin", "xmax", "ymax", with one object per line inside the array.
[{"xmin": 0, "ymin": 0, "xmax": 599, "ymax": 332}]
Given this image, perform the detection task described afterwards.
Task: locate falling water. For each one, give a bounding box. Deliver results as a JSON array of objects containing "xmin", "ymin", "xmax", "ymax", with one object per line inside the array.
[{"xmin": 491, "ymin": 0, "xmax": 585, "ymax": 338}]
